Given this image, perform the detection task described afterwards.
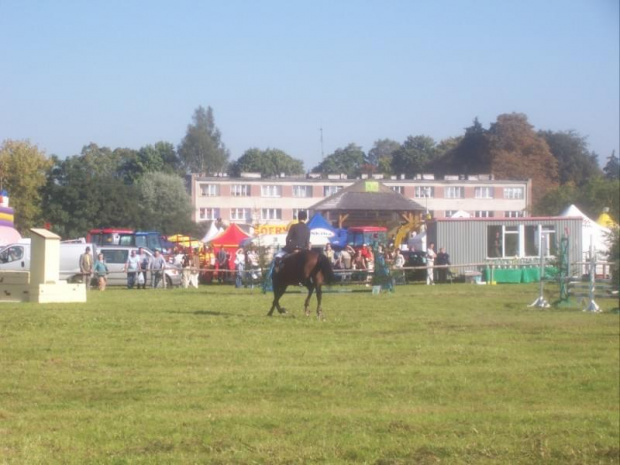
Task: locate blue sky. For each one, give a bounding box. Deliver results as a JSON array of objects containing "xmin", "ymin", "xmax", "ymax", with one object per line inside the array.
[{"xmin": 1, "ymin": 0, "xmax": 618, "ymax": 170}]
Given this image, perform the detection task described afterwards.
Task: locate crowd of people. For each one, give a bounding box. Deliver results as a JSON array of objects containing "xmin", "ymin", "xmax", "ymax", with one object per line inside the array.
[
  {"xmin": 77, "ymin": 210, "xmax": 452, "ymax": 290},
  {"xmin": 321, "ymin": 240, "xmax": 452, "ymax": 285}
]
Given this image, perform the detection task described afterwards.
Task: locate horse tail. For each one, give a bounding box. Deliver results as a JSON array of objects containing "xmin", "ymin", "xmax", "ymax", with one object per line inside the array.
[{"xmin": 315, "ymin": 253, "xmax": 336, "ymax": 285}]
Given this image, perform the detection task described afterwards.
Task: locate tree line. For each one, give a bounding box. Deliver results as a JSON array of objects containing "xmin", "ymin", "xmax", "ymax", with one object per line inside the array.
[{"xmin": 0, "ymin": 105, "xmax": 618, "ymax": 240}]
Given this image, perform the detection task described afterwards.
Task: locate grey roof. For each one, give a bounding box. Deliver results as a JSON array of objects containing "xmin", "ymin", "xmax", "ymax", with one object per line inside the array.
[{"xmin": 310, "ymin": 180, "xmax": 425, "ymax": 211}]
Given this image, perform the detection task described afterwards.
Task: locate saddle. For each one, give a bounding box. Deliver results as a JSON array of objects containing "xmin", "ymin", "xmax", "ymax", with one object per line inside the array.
[{"xmin": 274, "ymin": 248, "xmax": 302, "ymax": 274}]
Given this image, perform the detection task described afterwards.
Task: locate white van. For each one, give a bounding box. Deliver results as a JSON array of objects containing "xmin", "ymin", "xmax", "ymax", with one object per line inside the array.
[{"xmin": 0, "ymin": 242, "xmax": 97, "ymax": 283}]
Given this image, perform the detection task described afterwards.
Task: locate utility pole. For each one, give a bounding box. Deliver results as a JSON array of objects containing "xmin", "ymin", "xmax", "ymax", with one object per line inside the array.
[{"xmin": 320, "ymin": 127, "xmax": 324, "ymax": 160}]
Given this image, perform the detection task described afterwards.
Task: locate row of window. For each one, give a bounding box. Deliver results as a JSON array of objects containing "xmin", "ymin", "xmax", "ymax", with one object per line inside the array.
[
  {"xmin": 200, "ymin": 184, "xmax": 524, "ymax": 200},
  {"xmin": 199, "ymin": 208, "xmax": 525, "ymax": 221},
  {"xmin": 411, "ymin": 186, "xmax": 524, "ymax": 199}
]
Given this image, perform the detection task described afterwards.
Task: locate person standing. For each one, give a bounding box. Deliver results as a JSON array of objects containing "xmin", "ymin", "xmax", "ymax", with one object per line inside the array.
[
  {"xmin": 79, "ymin": 246, "xmax": 93, "ymax": 287},
  {"xmin": 393, "ymin": 249, "xmax": 405, "ymax": 269},
  {"xmin": 124, "ymin": 249, "xmax": 141, "ymax": 289},
  {"xmin": 235, "ymin": 248, "xmax": 245, "ymax": 288},
  {"xmin": 426, "ymin": 242, "xmax": 437, "ymax": 285},
  {"xmin": 436, "ymin": 247, "xmax": 451, "ymax": 283},
  {"xmin": 137, "ymin": 247, "xmax": 150, "ymax": 289},
  {"xmin": 216, "ymin": 247, "xmax": 227, "ymax": 283},
  {"xmin": 93, "ymin": 252, "xmax": 109, "ymax": 291},
  {"xmin": 324, "ymin": 243, "xmax": 335, "ymax": 264},
  {"xmin": 150, "ymin": 249, "xmax": 167, "ymax": 288}
]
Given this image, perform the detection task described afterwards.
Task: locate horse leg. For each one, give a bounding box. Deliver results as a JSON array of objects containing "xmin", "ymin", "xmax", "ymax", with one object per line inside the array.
[
  {"xmin": 304, "ymin": 283, "xmax": 315, "ymax": 317},
  {"xmin": 275, "ymin": 284, "xmax": 288, "ymax": 315},
  {"xmin": 268, "ymin": 284, "xmax": 287, "ymax": 316},
  {"xmin": 316, "ymin": 283, "xmax": 324, "ymax": 320}
]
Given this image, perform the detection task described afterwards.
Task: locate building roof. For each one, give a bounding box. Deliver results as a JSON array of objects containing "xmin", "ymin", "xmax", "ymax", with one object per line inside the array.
[{"xmin": 310, "ymin": 180, "xmax": 424, "ymax": 212}]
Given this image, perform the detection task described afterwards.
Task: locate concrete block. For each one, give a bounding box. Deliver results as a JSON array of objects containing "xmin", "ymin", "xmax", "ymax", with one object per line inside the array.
[
  {"xmin": 29, "ymin": 282, "xmax": 86, "ymax": 303},
  {"xmin": 0, "ymin": 271, "xmax": 30, "ymax": 285},
  {"xmin": 0, "ymin": 284, "xmax": 30, "ymax": 302}
]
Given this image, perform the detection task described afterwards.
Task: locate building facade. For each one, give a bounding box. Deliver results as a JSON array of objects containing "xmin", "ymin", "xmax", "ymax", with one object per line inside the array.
[{"xmin": 190, "ymin": 173, "xmax": 532, "ymax": 226}]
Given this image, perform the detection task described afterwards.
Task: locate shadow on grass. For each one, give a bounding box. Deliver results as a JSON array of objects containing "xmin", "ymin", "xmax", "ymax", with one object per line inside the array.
[{"xmin": 164, "ymin": 309, "xmax": 239, "ymax": 317}]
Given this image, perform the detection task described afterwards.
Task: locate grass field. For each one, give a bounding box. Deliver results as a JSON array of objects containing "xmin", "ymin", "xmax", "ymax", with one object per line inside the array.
[{"xmin": 1, "ymin": 283, "xmax": 618, "ymax": 464}]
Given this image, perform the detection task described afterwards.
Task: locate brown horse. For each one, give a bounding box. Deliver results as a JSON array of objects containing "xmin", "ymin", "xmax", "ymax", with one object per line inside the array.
[{"xmin": 268, "ymin": 249, "xmax": 336, "ymax": 319}]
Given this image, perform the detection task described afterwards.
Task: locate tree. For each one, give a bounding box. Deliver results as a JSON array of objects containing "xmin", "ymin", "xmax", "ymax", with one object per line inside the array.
[
  {"xmin": 311, "ymin": 143, "xmax": 366, "ymax": 177},
  {"xmin": 0, "ymin": 139, "xmax": 51, "ymax": 231},
  {"xmin": 367, "ymin": 139, "xmax": 401, "ymax": 174},
  {"xmin": 435, "ymin": 136, "xmax": 462, "ymax": 158},
  {"xmin": 533, "ymin": 184, "xmax": 578, "ymax": 216},
  {"xmin": 390, "ymin": 135, "xmax": 437, "ymax": 176},
  {"xmin": 579, "ymin": 176, "xmax": 619, "ymax": 222},
  {"xmin": 534, "ymin": 177, "xmax": 619, "ymax": 223},
  {"xmin": 487, "ymin": 113, "xmax": 559, "ymax": 203},
  {"xmin": 135, "ymin": 172, "xmax": 195, "ymax": 235},
  {"xmin": 603, "ymin": 150, "xmax": 619, "ymax": 181},
  {"xmin": 430, "ymin": 118, "xmax": 490, "ymax": 175},
  {"xmin": 538, "ymin": 130, "xmax": 601, "ymax": 186},
  {"xmin": 41, "ymin": 152, "xmax": 138, "ymax": 238},
  {"xmin": 118, "ymin": 142, "xmax": 182, "ymax": 183},
  {"xmin": 178, "ymin": 106, "xmax": 229, "ymax": 174},
  {"xmin": 229, "ymin": 148, "xmax": 304, "ymax": 178}
]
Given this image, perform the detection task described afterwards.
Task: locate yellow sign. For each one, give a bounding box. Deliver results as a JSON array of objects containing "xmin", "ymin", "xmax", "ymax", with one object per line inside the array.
[
  {"xmin": 255, "ymin": 224, "xmax": 288, "ymax": 236},
  {"xmin": 365, "ymin": 181, "xmax": 379, "ymax": 192}
]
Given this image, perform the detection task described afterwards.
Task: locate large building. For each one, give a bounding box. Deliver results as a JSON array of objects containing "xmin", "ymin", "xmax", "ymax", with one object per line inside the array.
[{"xmin": 190, "ymin": 173, "xmax": 532, "ymax": 226}]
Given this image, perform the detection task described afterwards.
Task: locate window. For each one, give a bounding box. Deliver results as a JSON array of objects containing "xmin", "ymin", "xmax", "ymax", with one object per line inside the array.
[
  {"xmin": 488, "ymin": 224, "xmax": 557, "ymax": 259},
  {"xmin": 261, "ymin": 185, "xmax": 281, "ymax": 197},
  {"xmin": 505, "ymin": 211, "xmax": 524, "ymax": 218},
  {"xmin": 414, "ymin": 186, "xmax": 434, "ymax": 198},
  {"xmin": 0, "ymin": 246, "xmax": 24, "ymax": 263},
  {"xmin": 390, "ymin": 186, "xmax": 404, "ymax": 194},
  {"xmin": 504, "ymin": 187, "xmax": 524, "ymax": 199},
  {"xmin": 503, "ymin": 226, "xmax": 519, "ymax": 257},
  {"xmin": 525, "ymin": 225, "xmax": 556, "ymax": 257},
  {"xmin": 475, "ymin": 211, "xmax": 493, "ymax": 218},
  {"xmin": 445, "ymin": 186, "xmax": 464, "ymax": 198},
  {"xmin": 445, "ymin": 210, "xmax": 457, "ymax": 218},
  {"xmin": 474, "ymin": 187, "xmax": 494, "ymax": 199},
  {"xmin": 101, "ymin": 249, "xmax": 128, "ymax": 265},
  {"xmin": 323, "ymin": 185, "xmax": 343, "ymax": 197},
  {"xmin": 231, "ymin": 184, "xmax": 251, "ymax": 197},
  {"xmin": 200, "ymin": 184, "xmax": 219, "ymax": 196},
  {"xmin": 261, "ymin": 208, "xmax": 282, "ymax": 220},
  {"xmin": 230, "ymin": 208, "xmax": 251, "ymax": 221},
  {"xmin": 200, "ymin": 208, "xmax": 220, "ymax": 220},
  {"xmin": 293, "ymin": 185, "xmax": 313, "ymax": 198}
]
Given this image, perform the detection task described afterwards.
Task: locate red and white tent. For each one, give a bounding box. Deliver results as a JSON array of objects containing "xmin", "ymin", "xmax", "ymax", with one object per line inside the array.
[{"xmin": 208, "ymin": 223, "xmax": 250, "ymax": 249}]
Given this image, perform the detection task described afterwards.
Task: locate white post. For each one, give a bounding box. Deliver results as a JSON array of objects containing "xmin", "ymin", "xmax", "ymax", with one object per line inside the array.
[
  {"xmin": 583, "ymin": 240, "xmax": 601, "ymax": 313},
  {"xmin": 529, "ymin": 230, "xmax": 550, "ymax": 308}
]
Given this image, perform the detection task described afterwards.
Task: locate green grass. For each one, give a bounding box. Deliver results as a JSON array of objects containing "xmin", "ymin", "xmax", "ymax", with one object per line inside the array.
[{"xmin": 1, "ymin": 283, "xmax": 618, "ymax": 464}]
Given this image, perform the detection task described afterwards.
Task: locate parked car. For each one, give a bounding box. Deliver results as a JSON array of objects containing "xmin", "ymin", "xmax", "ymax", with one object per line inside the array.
[
  {"xmin": 0, "ymin": 241, "xmax": 97, "ymax": 283},
  {"xmin": 404, "ymin": 250, "xmax": 427, "ymax": 282},
  {"xmin": 97, "ymin": 246, "xmax": 181, "ymax": 288}
]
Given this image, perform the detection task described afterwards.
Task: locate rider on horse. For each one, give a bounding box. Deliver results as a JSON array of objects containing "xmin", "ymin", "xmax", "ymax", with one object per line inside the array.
[{"xmin": 274, "ymin": 210, "xmax": 311, "ymax": 273}]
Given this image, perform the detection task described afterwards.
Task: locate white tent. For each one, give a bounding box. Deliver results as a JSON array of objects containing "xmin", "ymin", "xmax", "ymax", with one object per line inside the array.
[
  {"xmin": 561, "ymin": 204, "xmax": 610, "ymax": 257},
  {"xmin": 201, "ymin": 222, "xmax": 224, "ymax": 243},
  {"xmin": 250, "ymin": 231, "xmax": 331, "ymax": 248},
  {"xmin": 250, "ymin": 234, "xmax": 287, "ymax": 248},
  {"xmin": 450, "ymin": 210, "xmax": 471, "ymax": 218}
]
